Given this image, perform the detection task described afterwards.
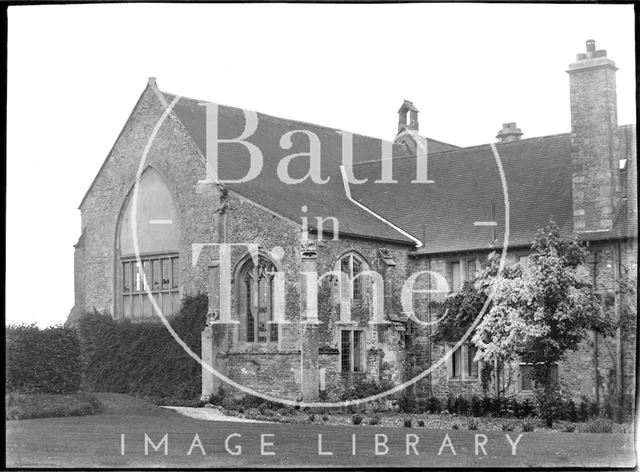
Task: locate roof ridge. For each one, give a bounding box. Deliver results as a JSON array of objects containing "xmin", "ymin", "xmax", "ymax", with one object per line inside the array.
[
  {"xmin": 422, "ymin": 135, "xmax": 460, "ymax": 149},
  {"xmin": 162, "ymin": 90, "xmax": 399, "ymax": 147},
  {"xmin": 351, "ymin": 131, "xmax": 573, "ymax": 166}
]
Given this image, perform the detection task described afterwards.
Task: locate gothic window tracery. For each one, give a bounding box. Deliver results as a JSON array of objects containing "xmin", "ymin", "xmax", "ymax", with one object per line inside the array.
[{"xmin": 238, "ymin": 255, "xmax": 278, "ymax": 343}]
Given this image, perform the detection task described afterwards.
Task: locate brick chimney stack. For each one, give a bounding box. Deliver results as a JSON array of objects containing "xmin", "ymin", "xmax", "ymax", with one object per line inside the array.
[
  {"xmin": 496, "ymin": 122, "xmax": 523, "ymax": 143},
  {"xmin": 567, "ymin": 39, "xmax": 620, "ymax": 232},
  {"xmin": 397, "ymin": 100, "xmax": 419, "ymax": 134}
]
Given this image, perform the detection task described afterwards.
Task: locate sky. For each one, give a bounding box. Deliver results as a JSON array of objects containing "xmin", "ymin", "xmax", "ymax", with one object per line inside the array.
[{"xmin": 6, "ymin": 3, "xmax": 636, "ymax": 327}]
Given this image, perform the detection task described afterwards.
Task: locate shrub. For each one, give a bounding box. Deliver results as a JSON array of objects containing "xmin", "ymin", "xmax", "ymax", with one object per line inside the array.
[
  {"xmin": 322, "ymin": 415, "xmax": 329, "ymax": 422},
  {"xmin": 563, "ymin": 423, "xmax": 576, "ymax": 432},
  {"xmin": 6, "ymin": 324, "xmax": 82, "ymax": 394},
  {"xmin": 369, "ymin": 415, "xmax": 380, "ymax": 426},
  {"xmin": 502, "ymin": 421, "xmax": 515, "ymax": 432},
  {"xmin": 403, "ymin": 418, "xmax": 412, "ymax": 428},
  {"xmin": 222, "ymin": 396, "xmax": 239, "ymax": 410},
  {"xmin": 6, "ymin": 392, "xmax": 103, "ymax": 420},
  {"xmin": 467, "ymin": 419, "xmax": 478, "ymax": 430},
  {"xmin": 491, "ymin": 397, "xmax": 505, "ymax": 416},
  {"xmin": 521, "ymin": 399, "xmax": 535, "ymax": 418},
  {"xmin": 603, "ymin": 401, "xmax": 615, "ymax": 420},
  {"xmin": 240, "ymin": 395, "xmax": 264, "ymax": 410},
  {"xmin": 308, "ymin": 413, "xmax": 315, "ymax": 422},
  {"xmin": 452, "ymin": 423, "xmax": 459, "ymax": 430},
  {"xmin": 454, "ymin": 396, "xmax": 470, "ymax": 415},
  {"xmin": 579, "ymin": 418, "xmax": 614, "ymax": 433},
  {"xmin": 565, "ymin": 400, "xmax": 578, "ymax": 422},
  {"xmin": 208, "ymin": 386, "xmax": 225, "ymax": 406},
  {"xmin": 398, "ymin": 390, "xmax": 417, "ymax": 413},
  {"xmin": 78, "ymin": 295, "xmax": 207, "ymax": 400},
  {"xmin": 352, "ymin": 414, "xmax": 363, "ymax": 425},
  {"xmin": 426, "ymin": 397, "xmax": 442, "ymax": 414},
  {"xmin": 534, "ymin": 387, "xmax": 564, "ymax": 427},
  {"xmin": 505, "ymin": 397, "xmax": 518, "ymax": 418},
  {"xmin": 470, "ymin": 396, "xmax": 484, "ymax": 417},
  {"xmin": 446, "ymin": 395, "xmax": 456, "ymax": 413},
  {"xmin": 522, "ymin": 420, "xmax": 535, "ymax": 432},
  {"xmin": 578, "ymin": 401, "xmax": 589, "ymax": 422},
  {"xmin": 417, "ymin": 419, "xmax": 425, "ymax": 427},
  {"xmin": 481, "ymin": 396, "xmax": 493, "ymax": 416}
]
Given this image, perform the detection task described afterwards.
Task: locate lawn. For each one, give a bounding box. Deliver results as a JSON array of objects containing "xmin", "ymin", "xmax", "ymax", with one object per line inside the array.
[
  {"xmin": 5, "ymin": 392, "xmax": 166, "ymax": 420},
  {"xmin": 6, "ymin": 410, "xmax": 636, "ymax": 468}
]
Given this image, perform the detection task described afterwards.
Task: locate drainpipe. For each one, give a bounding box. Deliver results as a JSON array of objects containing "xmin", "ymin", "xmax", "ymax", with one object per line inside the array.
[
  {"xmin": 613, "ymin": 240, "xmax": 623, "ymax": 418},
  {"xmin": 426, "ymin": 257, "xmax": 432, "ymax": 396},
  {"xmin": 494, "ymin": 357, "xmax": 500, "ymax": 397},
  {"xmin": 592, "ymin": 249, "xmax": 600, "ymax": 407}
]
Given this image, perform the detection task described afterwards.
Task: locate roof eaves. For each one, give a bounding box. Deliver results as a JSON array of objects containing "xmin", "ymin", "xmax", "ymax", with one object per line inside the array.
[
  {"xmin": 310, "ymin": 227, "xmax": 417, "ymax": 246},
  {"xmin": 409, "ymin": 242, "xmax": 533, "ymax": 257}
]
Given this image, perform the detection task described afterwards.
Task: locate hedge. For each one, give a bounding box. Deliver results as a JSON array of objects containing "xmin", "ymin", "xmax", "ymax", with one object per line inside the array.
[
  {"xmin": 6, "ymin": 324, "xmax": 82, "ymax": 394},
  {"xmin": 77, "ymin": 294, "xmax": 207, "ymax": 400}
]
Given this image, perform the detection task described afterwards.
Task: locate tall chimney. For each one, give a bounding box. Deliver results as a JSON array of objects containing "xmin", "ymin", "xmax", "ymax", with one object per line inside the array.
[
  {"xmin": 567, "ymin": 39, "xmax": 620, "ymax": 232},
  {"xmin": 496, "ymin": 122, "xmax": 523, "ymax": 142},
  {"xmin": 397, "ymin": 100, "xmax": 419, "ymax": 134}
]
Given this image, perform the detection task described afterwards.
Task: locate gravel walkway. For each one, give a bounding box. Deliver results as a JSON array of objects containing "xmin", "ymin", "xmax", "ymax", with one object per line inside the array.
[{"xmin": 162, "ymin": 406, "xmax": 272, "ymax": 423}]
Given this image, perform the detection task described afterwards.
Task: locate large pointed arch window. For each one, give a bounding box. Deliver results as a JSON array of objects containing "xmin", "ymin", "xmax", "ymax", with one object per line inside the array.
[
  {"xmin": 117, "ymin": 168, "xmax": 180, "ymax": 319},
  {"xmin": 237, "ymin": 255, "xmax": 278, "ymax": 343}
]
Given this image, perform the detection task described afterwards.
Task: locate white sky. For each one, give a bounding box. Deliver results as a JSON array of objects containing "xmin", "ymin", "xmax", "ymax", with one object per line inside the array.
[{"xmin": 6, "ymin": 3, "xmax": 636, "ymax": 327}]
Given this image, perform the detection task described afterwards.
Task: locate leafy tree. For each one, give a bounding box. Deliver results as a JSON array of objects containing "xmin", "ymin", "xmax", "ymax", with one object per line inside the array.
[
  {"xmin": 431, "ymin": 253, "xmax": 521, "ymax": 395},
  {"xmin": 431, "ymin": 281, "xmax": 487, "ymax": 344},
  {"xmin": 472, "ymin": 222, "xmax": 614, "ymax": 426}
]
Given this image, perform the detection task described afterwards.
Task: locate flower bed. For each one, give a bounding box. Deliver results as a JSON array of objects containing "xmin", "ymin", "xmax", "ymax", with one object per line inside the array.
[{"xmin": 213, "ymin": 405, "xmax": 633, "ymax": 434}]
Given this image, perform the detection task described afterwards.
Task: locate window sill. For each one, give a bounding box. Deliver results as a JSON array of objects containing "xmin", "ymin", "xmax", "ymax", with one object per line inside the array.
[
  {"xmin": 447, "ymin": 377, "xmax": 479, "ymax": 382},
  {"xmin": 232, "ymin": 342, "xmax": 280, "ymax": 352},
  {"xmin": 336, "ymin": 321, "xmax": 359, "ymax": 327}
]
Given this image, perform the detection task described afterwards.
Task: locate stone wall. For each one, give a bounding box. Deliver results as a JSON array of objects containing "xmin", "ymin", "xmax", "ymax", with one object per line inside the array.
[
  {"xmin": 225, "ymin": 351, "xmax": 301, "ymax": 400},
  {"xmin": 71, "ymin": 81, "xmax": 219, "ymax": 321}
]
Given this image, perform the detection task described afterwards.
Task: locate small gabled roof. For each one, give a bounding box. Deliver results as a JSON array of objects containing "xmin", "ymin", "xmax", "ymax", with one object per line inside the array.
[{"xmin": 398, "ymin": 100, "xmax": 419, "ymax": 113}]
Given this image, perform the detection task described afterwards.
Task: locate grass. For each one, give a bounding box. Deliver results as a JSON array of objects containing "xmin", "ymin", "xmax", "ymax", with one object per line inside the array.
[
  {"xmin": 6, "ymin": 392, "xmax": 103, "ymax": 420},
  {"xmin": 6, "ymin": 411, "xmax": 636, "ymax": 468}
]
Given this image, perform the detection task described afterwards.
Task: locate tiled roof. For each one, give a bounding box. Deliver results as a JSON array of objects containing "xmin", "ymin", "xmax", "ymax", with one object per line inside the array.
[
  {"xmin": 84, "ymin": 82, "xmax": 633, "ymax": 253},
  {"xmin": 350, "ymin": 126, "xmax": 636, "ymax": 255},
  {"xmin": 165, "ymin": 92, "xmax": 457, "ymax": 245}
]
